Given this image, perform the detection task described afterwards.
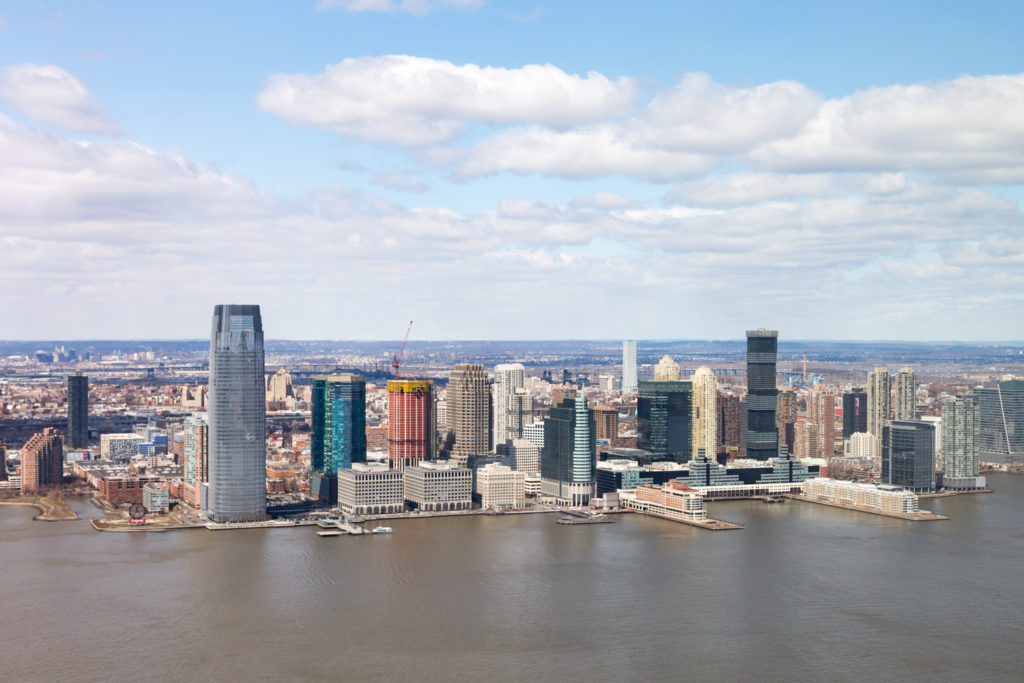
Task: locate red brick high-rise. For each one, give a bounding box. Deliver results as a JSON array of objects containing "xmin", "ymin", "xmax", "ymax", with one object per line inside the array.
[
  {"xmin": 388, "ymin": 380, "xmax": 436, "ymax": 471},
  {"xmin": 21, "ymin": 428, "xmax": 63, "ymax": 493},
  {"xmin": 593, "ymin": 406, "xmax": 619, "ymax": 442}
]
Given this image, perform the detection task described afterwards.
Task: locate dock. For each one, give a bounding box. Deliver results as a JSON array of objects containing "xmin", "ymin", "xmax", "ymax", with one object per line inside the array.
[{"xmin": 787, "ymin": 494, "xmax": 949, "ymax": 521}]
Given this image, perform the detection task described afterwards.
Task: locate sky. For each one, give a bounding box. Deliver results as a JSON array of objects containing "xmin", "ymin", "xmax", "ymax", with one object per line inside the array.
[{"xmin": 1, "ymin": 1, "xmax": 1023, "ymax": 341}]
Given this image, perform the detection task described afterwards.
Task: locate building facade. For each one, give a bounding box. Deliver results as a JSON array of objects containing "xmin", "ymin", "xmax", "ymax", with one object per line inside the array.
[
  {"xmin": 541, "ymin": 394, "xmax": 596, "ymax": 506},
  {"xmin": 637, "ymin": 380, "xmax": 692, "ymax": 461},
  {"xmin": 493, "ymin": 363, "xmax": 525, "ymax": 447},
  {"xmin": 311, "ymin": 374, "xmax": 367, "ymax": 503},
  {"xmin": 183, "ymin": 414, "xmax": 209, "ymax": 508},
  {"xmin": 842, "ymin": 388, "xmax": 868, "ymax": 438},
  {"xmin": 207, "ymin": 304, "xmax": 267, "ymax": 523},
  {"xmin": 867, "ymin": 367, "xmax": 892, "ymax": 445},
  {"xmin": 67, "ymin": 373, "xmax": 89, "ymax": 449},
  {"xmin": 882, "ymin": 420, "xmax": 935, "ymax": 493},
  {"xmin": 403, "ymin": 461, "xmax": 472, "ymax": 511},
  {"xmin": 337, "ymin": 462, "xmax": 404, "ymax": 515},
  {"xmin": 802, "ymin": 478, "xmax": 919, "ymax": 514},
  {"xmin": 388, "ymin": 379, "xmax": 436, "ymax": 471},
  {"xmin": 941, "ymin": 396, "xmax": 983, "ymax": 489},
  {"xmin": 975, "ymin": 379, "xmax": 1024, "ymax": 463},
  {"xmin": 653, "ymin": 355, "xmax": 681, "ymax": 381},
  {"xmin": 20, "ymin": 428, "xmax": 63, "ymax": 493},
  {"xmin": 622, "ymin": 341, "xmax": 638, "ymax": 393},
  {"xmin": 691, "ymin": 367, "xmax": 717, "ymax": 461},
  {"xmin": 745, "ymin": 329, "xmax": 778, "ymax": 461},
  {"xmin": 497, "ymin": 438, "xmax": 540, "ymax": 474},
  {"xmin": 477, "ymin": 463, "xmax": 526, "ymax": 509},
  {"xmin": 895, "ymin": 367, "xmax": 917, "ymax": 421},
  {"xmin": 447, "ymin": 364, "xmax": 489, "ymax": 465}
]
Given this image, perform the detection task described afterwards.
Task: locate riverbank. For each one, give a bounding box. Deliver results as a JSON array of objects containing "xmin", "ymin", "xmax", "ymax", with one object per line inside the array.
[{"xmin": 0, "ymin": 495, "xmax": 78, "ymax": 521}]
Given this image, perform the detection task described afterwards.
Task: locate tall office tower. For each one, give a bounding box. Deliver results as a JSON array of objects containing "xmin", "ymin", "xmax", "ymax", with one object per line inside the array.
[
  {"xmin": 266, "ymin": 369, "xmax": 294, "ymax": 402},
  {"xmin": 975, "ymin": 379, "xmax": 1024, "ymax": 463},
  {"xmin": 207, "ymin": 304, "xmax": 267, "ymax": 523},
  {"xmin": 866, "ymin": 367, "xmax": 892, "ymax": 443},
  {"xmin": 0, "ymin": 440, "xmax": 6, "ymax": 481},
  {"xmin": 388, "ymin": 379, "xmax": 436, "ymax": 471},
  {"xmin": 593, "ymin": 405, "xmax": 619, "ymax": 441},
  {"xmin": 809, "ymin": 387, "xmax": 837, "ymax": 460},
  {"xmin": 745, "ymin": 329, "xmax": 779, "ymax": 461},
  {"xmin": 895, "ymin": 367, "xmax": 917, "ymax": 420},
  {"xmin": 717, "ymin": 391, "xmax": 741, "ymax": 458},
  {"xmin": 653, "ymin": 355, "xmax": 681, "ymax": 381},
  {"xmin": 447, "ymin": 364, "xmax": 489, "ymax": 465},
  {"xmin": 505, "ymin": 390, "xmax": 534, "ymax": 442},
  {"xmin": 691, "ymin": 367, "xmax": 717, "ymax": 461},
  {"xmin": 493, "ymin": 363, "xmax": 525, "ymax": 447},
  {"xmin": 183, "ymin": 414, "xmax": 209, "ymax": 509},
  {"xmin": 20, "ymin": 428, "xmax": 63, "ymax": 493},
  {"xmin": 776, "ymin": 389, "xmax": 797, "ymax": 454},
  {"xmin": 311, "ymin": 374, "xmax": 367, "ymax": 502},
  {"xmin": 882, "ymin": 420, "xmax": 935, "ymax": 493},
  {"xmin": 67, "ymin": 372, "xmax": 88, "ymax": 449},
  {"xmin": 540, "ymin": 394, "xmax": 596, "ymax": 506},
  {"xmin": 622, "ymin": 341, "xmax": 638, "ymax": 393},
  {"xmin": 637, "ymin": 380, "xmax": 692, "ymax": 461},
  {"xmin": 842, "ymin": 388, "xmax": 868, "ymax": 438},
  {"xmin": 941, "ymin": 396, "xmax": 981, "ymax": 488}
]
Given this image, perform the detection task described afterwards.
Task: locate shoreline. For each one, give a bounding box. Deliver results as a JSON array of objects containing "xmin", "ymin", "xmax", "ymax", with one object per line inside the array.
[
  {"xmin": 788, "ymin": 494, "xmax": 948, "ymax": 521},
  {"xmin": 0, "ymin": 497, "xmax": 79, "ymax": 522}
]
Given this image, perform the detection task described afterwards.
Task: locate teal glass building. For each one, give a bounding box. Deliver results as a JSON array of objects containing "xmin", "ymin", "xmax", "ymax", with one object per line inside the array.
[
  {"xmin": 311, "ymin": 374, "xmax": 367, "ymax": 503},
  {"xmin": 637, "ymin": 380, "xmax": 692, "ymax": 461}
]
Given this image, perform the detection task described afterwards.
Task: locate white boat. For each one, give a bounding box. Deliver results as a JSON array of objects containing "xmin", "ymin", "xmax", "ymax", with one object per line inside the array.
[{"xmin": 371, "ymin": 526, "xmax": 393, "ymax": 535}]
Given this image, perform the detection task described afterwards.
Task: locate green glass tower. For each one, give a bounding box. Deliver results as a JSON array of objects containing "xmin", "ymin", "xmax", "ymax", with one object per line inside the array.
[{"xmin": 311, "ymin": 374, "xmax": 367, "ymax": 503}]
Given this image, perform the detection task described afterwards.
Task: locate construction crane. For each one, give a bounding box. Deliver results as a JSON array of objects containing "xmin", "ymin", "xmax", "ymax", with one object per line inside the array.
[{"xmin": 392, "ymin": 320, "xmax": 414, "ymax": 378}]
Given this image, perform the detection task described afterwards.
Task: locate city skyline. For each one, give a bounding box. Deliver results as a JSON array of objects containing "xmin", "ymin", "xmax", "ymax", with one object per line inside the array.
[{"xmin": 1, "ymin": 3, "xmax": 1023, "ymax": 341}]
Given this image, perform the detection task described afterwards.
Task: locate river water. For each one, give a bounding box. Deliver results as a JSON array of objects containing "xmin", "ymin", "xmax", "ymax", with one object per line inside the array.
[{"xmin": 2, "ymin": 474, "xmax": 1022, "ymax": 682}]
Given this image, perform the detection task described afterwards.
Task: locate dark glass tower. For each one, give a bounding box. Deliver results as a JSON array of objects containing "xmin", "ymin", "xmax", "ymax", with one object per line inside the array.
[
  {"xmin": 67, "ymin": 373, "xmax": 89, "ymax": 449},
  {"xmin": 208, "ymin": 304, "xmax": 266, "ymax": 523},
  {"xmin": 842, "ymin": 388, "xmax": 868, "ymax": 438},
  {"xmin": 311, "ymin": 374, "xmax": 367, "ymax": 503},
  {"xmin": 745, "ymin": 329, "xmax": 778, "ymax": 461},
  {"xmin": 637, "ymin": 380, "xmax": 692, "ymax": 461},
  {"xmin": 541, "ymin": 394, "xmax": 596, "ymax": 505},
  {"xmin": 975, "ymin": 380, "xmax": 1024, "ymax": 462},
  {"xmin": 882, "ymin": 420, "xmax": 935, "ymax": 492}
]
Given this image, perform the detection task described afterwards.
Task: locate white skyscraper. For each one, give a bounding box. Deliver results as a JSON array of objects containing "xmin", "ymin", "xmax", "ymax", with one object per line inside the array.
[
  {"xmin": 207, "ymin": 304, "xmax": 267, "ymax": 523},
  {"xmin": 493, "ymin": 363, "xmax": 525, "ymax": 450},
  {"xmin": 691, "ymin": 366, "xmax": 717, "ymax": 460},
  {"xmin": 653, "ymin": 355, "xmax": 681, "ymax": 381},
  {"xmin": 895, "ymin": 367, "xmax": 917, "ymax": 421},
  {"xmin": 867, "ymin": 367, "xmax": 891, "ymax": 442},
  {"xmin": 622, "ymin": 341, "xmax": 637, "ymax": 393}
]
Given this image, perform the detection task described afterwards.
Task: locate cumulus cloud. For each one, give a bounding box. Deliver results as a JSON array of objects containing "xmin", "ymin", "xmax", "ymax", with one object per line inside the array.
[
  {"xmin": 370, "ymin": 170, "xmax": 429, "ymax": 192},
  {"xmin": 318, "ymin": 0, "xmax": 481, "ymax": 14},
  {"xmin": 0, "ymin": 63, "xmax": 120, "ymax": 136},
  {"xmin": 1, "ymin": 106, "xmax": 1022, "ymax": 340},
  {"xmin": 753, "ymin": 74, "xmax": 1024, "ymax": 182},
  {"xmin": 457, "ymin": 73, "xmax": 820, "ymax": 180},
  {"xmin": 257, "ymin": 55, "xmax": 639, "ymax": 145}
]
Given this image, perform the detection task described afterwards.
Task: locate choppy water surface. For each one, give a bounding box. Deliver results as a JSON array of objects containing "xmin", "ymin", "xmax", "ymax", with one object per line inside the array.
[{"xmin": 2, "ymin": 474, "xmax": 1022, "ymax": 682}]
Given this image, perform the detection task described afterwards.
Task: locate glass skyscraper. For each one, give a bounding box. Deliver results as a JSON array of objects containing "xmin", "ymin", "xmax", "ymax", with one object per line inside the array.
[
  {"xmin": 541, "ymin": 394, "xmax": 596, "ymax": 505},
  {"xmin": 842, "ymin": 388, "xmax": 868, "ymax": 438},
  {"xmin": 311, "ymin": 374, "xmax": 367, "ymax": 503},
  {"xmin": 745, "ymin": 329, "xmax": 779, "ymax": 461},
  {"xmin": 975, "ymin": 379, "xmax": 1024, "ymax": 463},
  {"xmin": 882, "ymin": 420, "xmax": 935, "ymax": 493},
  {"xmin": 207, "ymin": 304, "xmax": 267, "ymax": 523},
  {"xmin": 67, "ymin": 373, "xmax": 89, "ymax": 449},
  {"xmin": 637, "ymin": 380, "xmax": 692, "ymax": 461}
]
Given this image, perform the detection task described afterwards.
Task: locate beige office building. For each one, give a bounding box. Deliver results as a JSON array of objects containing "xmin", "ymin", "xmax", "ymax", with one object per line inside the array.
[
  {"xmin": 477, "ymin": 463, "xmax": 526, "ymax": 509},
  {"xmin": 447, "ymin": 364, "xmax": 490, "ymax": 465},
  {"xmin": 404, "ymin": 461, "xmax": 472, "ymax": 511},
  {"xmin": 338, "ymin": 462, "xmax": 405, "ymax": 515}
]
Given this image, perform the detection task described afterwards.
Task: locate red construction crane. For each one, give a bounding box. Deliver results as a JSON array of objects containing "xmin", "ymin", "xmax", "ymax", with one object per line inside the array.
[{"xmin": 392, "ymin": 320, "xmax": 414, "ymax": 378}]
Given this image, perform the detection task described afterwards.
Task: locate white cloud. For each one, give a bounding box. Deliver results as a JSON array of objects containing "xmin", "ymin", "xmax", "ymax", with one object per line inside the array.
[
  {"xmin": 317, "ymin": 0, "xmax": 481, "ymax": 14},
  {"xmin": 753, "ymin": 74, "xmax": 1024, "ymax": 182},
  {"xmin": 1, "ymin": 106, "xmax": 1022, "ymax": 340},
  {"xmin": 257, "ymin": 55, "xmax": 639, "ymax": 145},
  {"xmin": 457, "ymin": 73, "xmax": 820, "ymax": 180},
  {"xmin": 370, "ymin": 170, "xmax": 429, "ymax": 192},
  {"xmin": 0, "ymin": 63, "xmax": 120, "ymax": 136}
]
